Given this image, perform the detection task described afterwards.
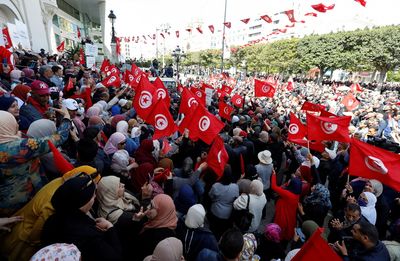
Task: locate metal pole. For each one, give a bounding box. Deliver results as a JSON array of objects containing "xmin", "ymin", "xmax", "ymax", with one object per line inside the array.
[
  {"xmin": 177, "ymin": 57, "xmax": 180, "ymax": 80},
  {"xmin": 220, "ymin": 0, "xmax": 227, "ymax": 72},
  {"xmin": 156, "ymin": 30, "xmax": 159, "ymax": 59}
]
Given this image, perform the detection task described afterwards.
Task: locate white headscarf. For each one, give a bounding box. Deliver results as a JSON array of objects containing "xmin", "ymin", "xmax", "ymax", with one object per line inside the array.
[
  {"xmin": 27, "ymin": 119, "xmax": 57, "ymax": 138},
  {"xmin": 0, "ymin": 111, "xmax": 21, "ymax": 144},
  {"xmin": 185, "ymin": 204, "xmax": 206, "ymax": 229},
  {"xmin": 360, "ymin": 192, "xmax": 377, "ymax": 225},
  {"xmin": 116, "ymin": 120, "xmax": 129, "ymax": 136}
]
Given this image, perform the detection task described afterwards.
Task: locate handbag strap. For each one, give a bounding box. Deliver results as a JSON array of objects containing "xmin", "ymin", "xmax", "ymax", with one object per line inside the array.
[{"xmin": 246, "ymin": 194, "xmax": 250, "ymax": 211}]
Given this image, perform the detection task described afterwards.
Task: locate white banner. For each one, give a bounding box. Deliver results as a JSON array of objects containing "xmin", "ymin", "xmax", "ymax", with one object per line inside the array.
[
  {"xmin": 85, "ymin": 43, "xmax": 98, "ymax": 57},
  {"xmin": 86, "ymin": 56, "xmax": 96, "ymax": 68},
  {"xmin": 205, "ymin": 87, "xmax": 213, "ymax": 106},
  {"xmin": 7, "ymin": 21, "xmax": 31, "ymax": 50}
]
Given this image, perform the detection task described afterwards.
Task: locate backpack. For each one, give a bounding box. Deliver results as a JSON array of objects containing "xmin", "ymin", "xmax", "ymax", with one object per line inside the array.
[{"xmin": 231, "ymin": 194, "xmax": 254, "ymax": 232}]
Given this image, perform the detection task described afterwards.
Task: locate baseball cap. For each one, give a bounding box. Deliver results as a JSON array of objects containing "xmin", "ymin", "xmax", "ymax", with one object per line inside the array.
[
  {"xmin": 63, "ymin": 98, "xmax": 79, "ymax": 111},
  {"xmin": 31, "ymin": 80, "xmax": 50, "ymax": 95}
]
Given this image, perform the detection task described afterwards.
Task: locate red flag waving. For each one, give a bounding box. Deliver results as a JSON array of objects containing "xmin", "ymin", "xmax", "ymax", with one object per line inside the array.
[
  {"xmin": 349, "ymin": 138, "xmax": 400, "ymax": 191},
  {"xmin": 241, "ymin": 18, "xmax": 250, "ymax": 24},
  {"xmin": 133, "ymin": 76, "xmax": 157, "ymax": 120},
  {"xmin": 123, "ymin": 70, "xmax": 135, "ymax": 86},
  {"xmin": 56, "ymin": 41, "xmax": 65, "ymax": 52},
  {"xmin": 254, "ymin": 79, "xmax": 275, "ymax": 98},
  {"xmin": 130, "ymin": 63, "xmax": 143, "ymax": 88},
  {"xmin": 260, "ymin": 15, "xmax": 272, "ymax": 23},
  {"xmin": 292, "ymin": 228, "xmax": 341, "ymax": 261},
  {"xmin": 350, "ymin": 83, "xmax": 363, "ymax": 92},
  {"xmin": 305, "ymin": 12, "xmax": 318, "ymax": 17},
  {"xmin": 301, "ymin": 101, "xmax": 325, "ymax": 112},
  {"xmin": 2, "ymin": 27, "xmax": 13, "ymax": 49},
  {"xmin": 64, "ymin": 78, "xmax": 74, "ymax": 92},
  {"xmin": 153, "ymin": 77, "xmax": 171, "ymax": 105},
  {"xmin": 100, "ymin": 59, "xmax": 111, "ymax": 73},
  {"xmin": 287, "ymin": 81, "xmax": 294, "ymax": 91},
  {"xmin": 290, "ymin": 139, "xmax": 326, "ymax": 153},
  {"xmin": 342, "ymin": 93, "xmax": 360, "ymax": 111},
  {"xmin": 306, "ymin": 114, "xmax": 351, "ymax": 142},
  {"xmin": 190, "ymin": 87, "xmax": 206, "ymax": 106},
  {"xmin": 101, "ymin": 72, "xmax": 121, "ymax": 88},
  {"xmin": 179, "ymin": 88, "xmax": 199, "ymax": 115},
  {"xmin": 219, "ymin": 101, "xmax": 234, "ymax": 121},
  {"xmin": 221, "ymin": 84, "xmax": 233, "ymax": 95},
  {"xmin": 355, "ymin": 0, "xmax": 367, "ymax": 7},
  {"xmin": 147, "ymin": 99, "xmax": 177, "ymax": 139},
  {"xmin": 208, "ymin": 25, "xmax": 215, "ymax": 33},
  {"xmin": 288, "ymin": 112, "xmax": 307, "ymax": 140},
  {"xmin": 207, "ymin": 136, "xmax": 229, "ymax": 179},
  {"xmin": 79, "ymin": 48, "xmax": 85, "ymax": 66},
  {"xmin": 231, "ymin": 94, "xmax": 244, "ymax": 108},
  {"xmin": 284, "ymin": 10, "xmax": 297, "ymax": 23}
]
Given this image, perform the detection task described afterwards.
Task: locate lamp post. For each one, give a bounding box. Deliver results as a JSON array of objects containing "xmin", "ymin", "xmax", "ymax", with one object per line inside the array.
[
  {"xmin": 172, "ymin": 45, "xmax": 186, "ymax": 81},
  {"xmin": 108, "ymin": 10, "xmax": 117, "ymax": 63}
]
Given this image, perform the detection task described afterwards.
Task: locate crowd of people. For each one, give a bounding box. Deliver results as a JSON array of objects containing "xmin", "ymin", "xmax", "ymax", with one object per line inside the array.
[{"xmin": 0, "ymin": 48, "xmax": 399, "ymax": 261}]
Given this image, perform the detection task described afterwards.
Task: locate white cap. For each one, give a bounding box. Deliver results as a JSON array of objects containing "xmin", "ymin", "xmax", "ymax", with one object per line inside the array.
[
  {"xmin": 118, "ymin": 98, "xmax": 128, "ymax": 107},
  {"xmin": 232, "ymin": 115, "xmax": 239, "ymax": 123},
  {"xmin": 62, "ymin": 98, "xmax": 79, "ymax": 111}
]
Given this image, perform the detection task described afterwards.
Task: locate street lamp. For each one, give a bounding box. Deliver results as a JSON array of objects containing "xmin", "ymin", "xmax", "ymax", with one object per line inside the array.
[
  {"xmin": 108, "ymin": 10, "xmax": 116, "ymax": 44},
  {"xmin": 171, "ymin": 45, "xmax": 186, "ymax": 81}
]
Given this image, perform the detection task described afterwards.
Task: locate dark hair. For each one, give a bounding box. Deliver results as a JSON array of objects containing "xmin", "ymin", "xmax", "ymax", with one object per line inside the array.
[
  {"xmin": 346, "ymin": 203, "xmax": 361, "ymax": 214},
  {"xmin": 356, "ymin": 220, "xmax": 379, "ymax": 245},
  {"xmin": 83, "ymin": 126, "xmax": 100, "ymax": 140},
  {"xmin": 220, "ymin": 165, "xmax": 233, "ymax": 185},
  {"xmin": 52, "ymin": 65, "xmax": 61, "ymax": 73},
  {"xmin": 219, "ymin": 228, "xmax": 244, "ymax": 259},
  {"xmin": 77, "ymin": 138, "xmax": 98, "ymax": 163}
]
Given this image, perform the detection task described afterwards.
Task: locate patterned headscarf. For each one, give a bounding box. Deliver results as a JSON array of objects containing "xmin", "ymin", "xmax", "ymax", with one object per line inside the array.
[
  {"xmin": 303, "ymin": 184, "xmax": 332, "ymax": 209},
  {"xmin": 30, "ymin": 243, "xmax": 81, "ymax": 261},
  {"xmin": 240, "ymin": 233, "xmax": 259, "ymax": 261}
]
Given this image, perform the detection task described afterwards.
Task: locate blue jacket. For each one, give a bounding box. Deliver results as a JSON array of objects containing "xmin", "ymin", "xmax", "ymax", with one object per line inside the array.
[{"xmin": 20, "ymin": 103, "xmax": 43, "ymax": 125}]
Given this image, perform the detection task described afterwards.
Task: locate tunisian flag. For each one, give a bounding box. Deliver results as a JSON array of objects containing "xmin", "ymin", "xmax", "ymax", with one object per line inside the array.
[
  {"xmin": 292, "ymin": 228, "xmax": 341, "ymax": 261},
  {"xmin": 342, "ymin": 93, "xmax": 360, "ymax": 111},
  {"xmin": 350, "ymin": 83, "xmax": 363, "ymax": 92},
  {"xmin": 133, "ymin": 76, "xmax": 157, "ymax": 121},
  {"xmin": 307, "ymin": 114, "xmax": 351, "ymax": 142},
  {"xmin": 219, "ymin": 101, "xmax": 234, "ymax": 121},
  {"xmin": 100, "ymin": 59, "xmax": 111, "ymax": 73},
  {"xmin": 130, "ymin": 63, "xmax": 143, "ymax": 88},
  {"xmin": 123, "ymin": 70, "xmax": 135, "ymax": 87},
  {"xmin": 186, "ymin": 105, "xmax": 225, "ymax": 145},
  {"xmin": 153, "ymin": 77, "xmax": 171, "ymax": 106},
  {"xmin": 301, "ymin": 101, "xmax": 325, "ymax": 112},
  {"xmin": 190, "ymin": 87, "xmax": 206, "ymax": 106},
  {"xmin": 2, "ymin": 27, "xmax": 13, "ymax": 49},
  {"xmin": 101, "ymin": 72, "xmax": 121, "ymax": 88},
  {"xmin": 231, "ymin": 94, "xmax": 244, "ymax": 108},
  {"xmin": 288, "ymin": 112, "xmax": 307, "ymax": 140},
  {"xmin": 179, "ymin": 88, "xmax": 199, "ymax": 115},
  {"xmin": 254, "ymin": 79, "xmax": 275, "ymax": 98},
  {"xmin": 221, "ymin": 84, "xmax": 233, "ymax": 95},
  {"xmin": 349, "ymin": 138, "xmax": 400, "ymax": 191},
  {"xmin": 147, "ymin": 99, "xmax": 177, "ymax": 139},
  {"xmin": 56, "ymin": 41, "xmax": 65, "ymax": 52},
  {"xmin": 284, "ymin": 10, "xmax": 297, "ymax": 23},
  {"xmin": 207, "ymin": 136, "xmax": 229, "ymax": 179}
]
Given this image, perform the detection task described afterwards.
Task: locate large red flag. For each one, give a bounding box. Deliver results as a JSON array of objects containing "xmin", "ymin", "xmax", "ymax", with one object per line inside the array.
[
  {"xmin": 349, "ymin": 138, "xmax": 400, "ymax": 191},
  {"xmin": 301, "ymin": 101, "xmax": 325, "ymax": 112},
  {"xmin": 101, "ymin": 72, "xmax": 121, "ymax": 88},
  {"xmin": 153, "ymin": 77, "xmax": 171, "ymax": 105},
  {"xmin": 219, "ymin": 101, "xmax": 234, "ymax": 121},
  {"xmin": 123, "ymin": 70, "xmax": 134, "ymax": 86},
  {"xmin": 207, "ymin": 136, "xmax": 229, "ymax": 179},
  {"xmin": 56, "ymin": 41, "xmax": 65, "ymax": 52},
  {"xmin": 147, "ymin": 99, "xmax": 177, "ymax": 139},
  {"xmin": 133, "ymin": 76, "xmax": 157, "ymax": 120},
  {"xmin": 130, "ymin": 63, "xmax": 143, "ymax": 88},
  {"xmin": 221, "ymin": 84, "xmax": 233, "ymax": 95},
  {"xmin": 190, "ymin": 87, "xmax": 206, "ymax": 106},
  {"xmin": 292, "ymin": 228, "xmax": 341, "ymax": 261},
  {"xmin": 100, "ymin": 59, "xmax": 111, "ymax": 73},
  {"xmin": 289, "ymin": 139, "xmax": 326, "ymax": 153},
  {"xmin": 186, "ymin": 105, "xmax": 225, "ymax": 145},
  {"xmin": 306, "ymin": 114, "xmax": 351, "ymax": 142},
  {"xmin": 108, "ymin": 65, "xmax": 120, "ymax": 76},
  {"xmin": 179, "ymin": 88, "xmax": 199, "ymax": 115},
  {"xmin": 231, "ymin": 94, "xmax": 244, "ymax": 108},
  {"xmin": 254, "ymin": 79, "xmax": 275, "ymax": 98},
  {"xmin": 2, "ymin": 27, "xmax": 13, "ymax": 49},
  {"xmin": 342, "ymin": 93, "xmax": 360, "ymax": 111},
  {"xmin": 288, "ymin": 112, "xmax": 307, "ymax": 140}
]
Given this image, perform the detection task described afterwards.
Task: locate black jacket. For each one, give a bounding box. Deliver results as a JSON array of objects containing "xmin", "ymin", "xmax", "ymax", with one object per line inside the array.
[{"xmin": 135, "ymin": 227, "xmax": 176, "ymax": 261}]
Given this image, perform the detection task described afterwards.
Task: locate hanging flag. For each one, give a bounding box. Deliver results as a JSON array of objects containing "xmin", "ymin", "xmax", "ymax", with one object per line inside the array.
[
  {"xmin": 306, "ymin": 114, "xmax": 351, "ymax": 142},
  {"xmin": 101, "ymin": 72, "xmax": 121, "ymax": 88},
  {"xmin": 160, "ymin": 33, "xmax": 165, "ymax": 39},
  {"xmin": 208, "ymin": 25, "xmax": 215, "ymax": 33},
  {"xmin": 284, "ymin": 10, "xmax": 297, "ymax": 23},
  {"xmin": 355, "ymin": 0, "xmax": 366, "ymax": 7},
  {"xmin": 223, "ymin": 22, "xmax": 231, "ymax": 28},
  {"xmin": 79, "ymin": 48, "xmax": 85, "ymax": 66},
  {"xmin": 153, "ymin": 77, "xmax": 171, "ymax": 106},
  {"xmin": 342, "ymin": 93, "xmax": 360, "ymax": 111},
  {"xmin": 207, "ymin": 136, "xmax": 229, "ymax": 179},
  {"xmin": 176, "ymin": 31, "xmax": 179, "ymax": 38},
  {"xmin": 115, "ymin": 37, "xmax": 121, "ymax": 55},
  {"xmin": 254, "ymin": 79, "xmax": 275, "ymax": 98},
  {"xmin": 196, "ymin": 27, "xmax": 203, "ymax": 34},
  {"xmin": 260, "ymin": 15, "xmax": 272, "ymax": 23},
  {"xmin": 286, "ymin": 24, "xmax": 295, "ymax": 28},
  {"xmin": 241, "ymin": 18, "xmax": 250, "ymax": 24},
  {"xmin": 100, "ymin": 59, "xmax": 111, "ymax": 73},
  {"xmin": 56, "ymin": 41, "xmax": 65, "ymax": 52},
  {"xmin": 305, "ymin": 12, "xmax": 318, "ymax": 17},
  {"xmin": 301, "ymin": 101, "xmax": 325, "ymax": 112},
  {"xmin": 349, "ymin": 138, "xmax": 400, "ymax": 191},
  {"xmin": 133, "ymin": 76, "xmax": 157, "ymax": 121},
  {"xmin": 147, "ymin": 99, "xmax": 177, "ymax": 139},
  {"xmin": 2, "ymin": 27, "xmax": 13, "ymax": 49},
  {"xmin": 77, "ymin": 27, "xmax": 81, "ymax": 38},
  {"xmin": 221, "ymin": 84, "xmax": 233, "ymax": 95},
  {"xmin": 186, "ymin": 28, "xmax": 192, "ymax": 33},
  {"xmin": 219, "ymin": 101, "xmax": 234, "ymax": 121},
  {"xmin": 292, "ymin": 228, "xmax": 342, "ymax": 261},
  {"xmin": 179, "ymin": 88, "xmax": 199, "ymax": 115},
  {"xmin": 231, "ymin": 94, "xmax": 244, "ymax": 108},
  {"xmin": 311, "ymin": 3, "xmax": 335, "ymax": 13},
  {"xmin": 288, "ymin": 112, "xmax": 307, "ymax": 140}
]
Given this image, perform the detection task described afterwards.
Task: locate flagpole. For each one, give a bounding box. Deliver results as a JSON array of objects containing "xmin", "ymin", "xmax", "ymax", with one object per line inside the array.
[
  {"xmin": 220, "ymin": 0, "xmax": 228, "ymax": 72},
  {"xmin": 307, "ymin": 139, "xmax": 310, "ymax": 153}
]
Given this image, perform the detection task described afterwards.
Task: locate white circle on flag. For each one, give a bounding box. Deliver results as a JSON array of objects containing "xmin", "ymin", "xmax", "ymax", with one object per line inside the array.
[
  {"xmin": 139, "ymin": 91, "xmax": 153, "ymax": 109},
  {"xmin": 348, "ymin": 100, "xmax": 353, "ymax": 106},
  {"xmin": 236, "ymin": 98, "xmax": 242, "ymax": 104},
  {"xmin": 196, "ymin": 91, "xmax": 202, "ymax": 98},
  {"xmin": 157, "ymin": 88, "xmax": 166, "ymax": 99},
  {"xmin": 198, "ymin": 116, "xmax": 210, "ymax": 131},
  {"xmin": 188, "ymin": 97, "xmax": 198, "ymax": 108},
  {"xmin": 105, "ymin": 66, "xmax": 109, "ymax": 71},
  {"xmin": 320, "ymin": 119, "xmax": 337, "ymax": 134},
  {"xmin": 262, "ymin": 84, "xmax": 270, "ymax": 93},
  {"xmin": 364, "ymin": 156, "xmax": 388, "ymax": 175},
  {"xmin": 223, "ymin": 107, "xmax": 229, "ymax": 114},
  {"xmin": 111, "ymin": 68, "xmax": 117, "ymax": 73},
  {"xmin": 128, "ymin": 75, "xmax": 134, "ymax": 82},
  {"xmin": 107, "ymin": 76, "xmax": 116, "ymax": 85},
  {"xmin": 217, "ymin": 151, "xmax": 222, "ymax": 163},
  {"xmin": 289, "ymin": 123, "xmax": 299, "ymax": 134},
  {"xmin": 155, "ymin": 114, "xmax": 168, "ymax": 130}
]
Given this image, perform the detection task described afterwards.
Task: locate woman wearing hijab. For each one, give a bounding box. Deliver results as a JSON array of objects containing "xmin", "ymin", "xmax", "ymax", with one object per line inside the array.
[
  {"xmin": 134, "ymin": 139, "xmax": 158, "ymax": 167},
  {"xmin": 233, "ymin": 179, "xmax": 267, "ymax": 233},
  {"xmin": 256, "ymin": 223, "xmax": 286, "ymax": 261},
  {"xmin": 104, "ymin": 132, "xmax": 126, "ymax": 157},
  {"xmin": 271, "ymin": 171, "xmax": 302, "ymax": 242},
  {"xmin": 176, "ymin": 204, "xmax": 218, "ymax": 261},
  {"xmin": 143, "ymin": 237, "xmax": 184, "ymax": 261},
  {"xmin": 136, "ymin": 194, "xmax": 178, "ymax": 261},
  {"xmin": 174, "ymin": 184, "xmax": 197, "ymax": 219},
  {"xmin": 130, "ymin": 162, "xmax": 156, "ymax": 194},
  {"xmin": 30, "ymin": 243, "xmax": 81, "ymax": 261},
  {"xmin": 0, "ymin": 94, "xmax": 30, "ymax": 131},
  {"xmin": 0, "ymin": 110, "xmax": 71, "ymax": 216},
  {"xmin": 298, "ymin": 183, "xmax": 332, "ymax": 227},
  {"xmin": 11, "ymin": 84, "xmax": 31, "ymax": 108},
  {"xmin": 42, "ymin": 175, "xmax": 123, "ymax": 261},
  {"xmin": 359, "ymin": 191, "xmax": 377, "ymax": 225},
  {"xmin": 0, "ymin": 166, "xmax": 97, "ymax": 261},
  {"xmin": 116, "ymin": 120, "xmax": 140, "ymax": 155}
]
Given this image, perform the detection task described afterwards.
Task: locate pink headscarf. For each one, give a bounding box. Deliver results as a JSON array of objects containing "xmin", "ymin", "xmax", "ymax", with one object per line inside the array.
[
  {"xmin": 264, "ymin": 223, "xmax": 281, "ymax": 243},
  {"xmin": 104, "ymin": 132, "xmax": 126, "ymax": 155}
]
